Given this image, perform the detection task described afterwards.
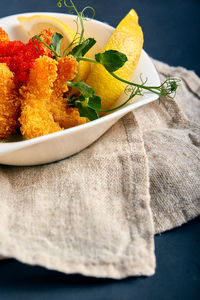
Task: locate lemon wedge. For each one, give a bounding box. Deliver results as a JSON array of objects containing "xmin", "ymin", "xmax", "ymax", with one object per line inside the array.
[
  {"xmin": 18, "ymin": 15, "xmax": 76, "ymax": 54},
  {"xmin": 86, "ymin": 9, "xmax": 144, "ymax": 110},
  {"xmin": 18, "ymin": 15, "xmax": 91, "ymax": 81}
]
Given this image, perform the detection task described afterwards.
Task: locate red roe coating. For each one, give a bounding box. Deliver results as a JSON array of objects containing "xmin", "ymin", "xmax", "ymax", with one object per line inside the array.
[{"xmin": 0, "ymin": 39, "xmax": 48, "ymax": 86}]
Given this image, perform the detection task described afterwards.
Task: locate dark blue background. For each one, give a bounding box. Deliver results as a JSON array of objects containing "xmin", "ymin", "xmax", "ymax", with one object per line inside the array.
[{"xmin": 0, "ymin": 1, "xmax": 200, "ymax": 299}]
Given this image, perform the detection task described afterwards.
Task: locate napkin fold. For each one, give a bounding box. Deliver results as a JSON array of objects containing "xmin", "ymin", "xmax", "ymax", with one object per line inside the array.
[{"xmin": 0, "ymin": 60, "xmax": 199, "ymax": 278}]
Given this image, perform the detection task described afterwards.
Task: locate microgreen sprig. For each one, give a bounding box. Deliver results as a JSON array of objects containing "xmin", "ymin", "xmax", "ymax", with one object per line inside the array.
[
  {"xmin": 33, "ymin": 32, "xmax": 63, "ymax": 58},
  {"xmin": 33, "ymin": 1, "xmax": 180, "ymax": 121},
  {"xmin": 67, "ymin": 81, "xmax": 101, "ymax": 120},
  {"xmin": 33, "ymin": 1, "xmax": 96, "ymax": 59},
  {"xmin": 74, "ymin": 51, "xmax": 180, "ymax": 114},
  {"xmin": 65, "ymin": 47, "xmax": 180, "ymax": 119}
]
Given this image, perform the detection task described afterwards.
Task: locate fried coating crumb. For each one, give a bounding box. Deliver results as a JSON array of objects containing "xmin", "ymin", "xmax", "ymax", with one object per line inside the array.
[
  {"xmin": 0, "ymin": 27, "xmax": 10, "ymax": 43},
  {"xmin": 39, "ymin": 28, "xmax": 54, "ymax": 56},
  {"xmin": 0, "ymin": 27, "xmax": 87, "ymax": 140},
  {"xmin": 50, "ymin": 56, "xmax": 88, "ymax": 128},
  {"xmin": 0, "ymin": 63, "xmax": 20, "ymax": 139},
  {"xmin": 19, "ymin": 56, "xmax": 62, "ymax": 139}
]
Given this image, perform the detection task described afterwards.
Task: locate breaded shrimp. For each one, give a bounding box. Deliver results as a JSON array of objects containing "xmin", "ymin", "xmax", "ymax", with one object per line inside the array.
[
  {"xmin": 0, "ymin": 27, "xmax": 9, "ymax": 43},
  {"xmin": 19, "ymin": 56, "xmax": 62, "ymax": 139},
  {"xmin": 36, "ymin": 30, "xmax": 87, "ymax": 128},
  {"xmin": 50, "ymin": 55, "xmax": 88, "ymax": 128},
  {"xmin": 0, "ymin": 63, "xmax": 20, "ymax": 139}
]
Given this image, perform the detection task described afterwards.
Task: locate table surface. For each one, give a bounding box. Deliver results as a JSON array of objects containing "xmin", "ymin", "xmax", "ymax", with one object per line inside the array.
[{"xmin": 0, "ymin": 0, "xmax": 200, "ymax": 299}]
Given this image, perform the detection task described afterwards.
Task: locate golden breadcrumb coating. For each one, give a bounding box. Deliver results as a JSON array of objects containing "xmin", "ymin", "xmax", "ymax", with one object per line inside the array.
[
  {"xmin": 0, "ymin": 27, "xmax": 10, "ymax": 43},
  {"xmin": 0, "ymin": 63, "xmax": 20, "ymax": 139},
  {"xmin": 50, "ymin": 56, "xmax": 88, "ymax": 128},
  {"xmin": 0, "ymin": 27, "xmax": 87, "ymax": 140},
  {"xmin": 19, "ymin": 56, "xmax": 62, "ymax": 139},
  {"xmin": 39, "ymin": 28, "xmax": 54, "ymax": 56}
]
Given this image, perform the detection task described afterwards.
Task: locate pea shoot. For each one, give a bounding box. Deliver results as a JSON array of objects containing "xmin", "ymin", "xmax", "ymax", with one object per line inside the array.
[{"xmin": 32, "ymin": 0, "xmax": 180, "ymax": 121}]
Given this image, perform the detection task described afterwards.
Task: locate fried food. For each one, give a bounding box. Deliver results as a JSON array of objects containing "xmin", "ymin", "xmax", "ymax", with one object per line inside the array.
[
  {"xmin": 0, "ymin": 27, "xmax": 10, "ymax": 43},
  {"xmin": 0, "ymin": 26, "xmax": 47, "ymax": 86},
  {"xmin": 19, "ymin": 55, "xmax": 62, "ymax": 139},
  {"xmin": 39, "ymin": 28, "xmax": 54, "ymax": 56},
  {"xmin": 0, "ymin": 63, "xmax": 20, "ymax": 139},
  {"xmin": 50, "ymin": 55, "xmax": 88, "ymax": 129},
  {"xmin": 0, "ymin": 27, "xmax": 87, "ymax": 141}
]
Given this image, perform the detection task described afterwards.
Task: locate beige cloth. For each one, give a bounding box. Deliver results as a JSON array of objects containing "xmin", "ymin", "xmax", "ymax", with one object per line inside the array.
[
  {"xmin": 0, "ymin": 60, "xmax": 199, "ymax": 278},
  {"xmin": 136, "ymin": 60, "xmax": 200, "ymax": 233}
]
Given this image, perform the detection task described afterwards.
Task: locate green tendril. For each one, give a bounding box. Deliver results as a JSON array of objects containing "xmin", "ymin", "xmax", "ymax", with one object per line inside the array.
[
  {"xmin": 32, "ymin": 37, "xmax": 42, "ymax": 55},
  {"xmin": 57, "ymin": 0, "xmax": 95, "ymax": 46},
  {"xmin": 62, "ymin": 35, "xmax": 79, "ymax": 57},
  {"xmin": 81, "ymin": 6, "xmax": 95, "ymax": 20}
]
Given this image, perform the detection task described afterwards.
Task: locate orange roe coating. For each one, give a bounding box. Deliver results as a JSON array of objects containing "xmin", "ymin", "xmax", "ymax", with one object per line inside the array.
[{"xmin": 0, "ymin": 38, "xmax": 49, "ymax": 86}]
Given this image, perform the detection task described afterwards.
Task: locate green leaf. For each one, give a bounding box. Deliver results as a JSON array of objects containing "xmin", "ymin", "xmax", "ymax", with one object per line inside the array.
[
  {"xmin": 95, "ymin": 50, "xmax": 128, "ymax": 72},
  {"xmin": 67, "ymin": 80, "xmax": 102, "ymax": 119},
  {"xmin": 78, "ymin": 95, "xmax": 85, "ymax": 102},
  {"xmin": 88, "ymin": 94, "xmax": 101, "ymax": 110},
  {"xmin": 70, "ymin": 38, "xmax": 96, "ymax": 59},
  {"xmin": 75, "ymin": 101, "xmax": 99, "ymax": 121},
  {"xmin": 170, "ymin": 80, "xmax": 178, "ymax": 92},
  {"xmin": 67, "ymin": 94, "xmax": 79, "ymax": 105},
  {"xmin": 50, "ymin": 33, "xmax": 63, "ymax": 56},
  {"xmin": 67, "ymin": 81, "xmax": 95, "ymax": 98}
]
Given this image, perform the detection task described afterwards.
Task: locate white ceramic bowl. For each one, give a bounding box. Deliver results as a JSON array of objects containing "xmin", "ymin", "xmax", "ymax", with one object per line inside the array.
[{"xmin": 0, "ymin": 12, "xmax": 160, "ymax": 166}]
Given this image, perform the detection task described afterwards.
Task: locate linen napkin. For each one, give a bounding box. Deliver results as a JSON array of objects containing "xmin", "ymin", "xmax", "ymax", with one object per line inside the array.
[{"xmin": 0, "ymin": 60, "xmax": 199, "ymax": 278}]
